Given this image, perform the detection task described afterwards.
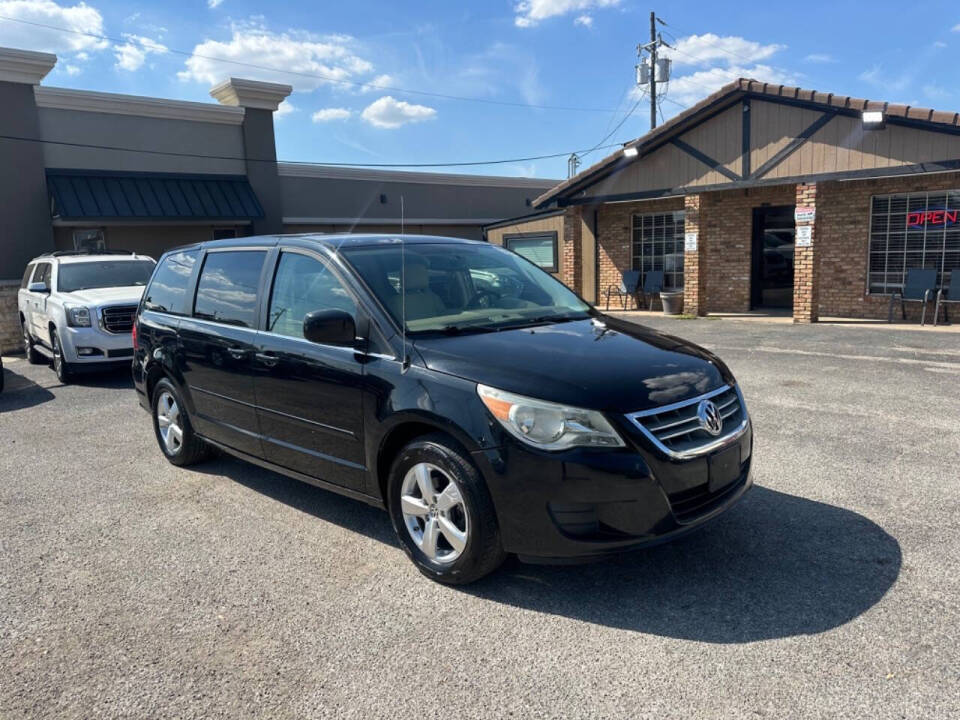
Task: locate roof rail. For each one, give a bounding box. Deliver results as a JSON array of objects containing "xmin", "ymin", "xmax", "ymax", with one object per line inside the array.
[{"xmin": 48, "ymin": 249, "xmax": 137, "ymax": 257}]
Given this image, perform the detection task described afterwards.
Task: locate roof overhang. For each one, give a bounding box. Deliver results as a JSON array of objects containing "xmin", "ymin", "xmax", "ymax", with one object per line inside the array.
[{"xmin": 535, "ymin": 78, "xmax": 960, "ymax": 208}]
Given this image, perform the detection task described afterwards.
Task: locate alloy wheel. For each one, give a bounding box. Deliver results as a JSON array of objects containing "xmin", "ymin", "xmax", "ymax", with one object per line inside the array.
[
  {"xmin": 52, "ymin": 334, "xmax": 62, "ymax": 376},
  {"xmin": 400, "ymin": 462, "xmax": 469, "ymax": 564},
  {"xmin": 156, "ymin": 390, "xmax": 184, "ymax": 455}
]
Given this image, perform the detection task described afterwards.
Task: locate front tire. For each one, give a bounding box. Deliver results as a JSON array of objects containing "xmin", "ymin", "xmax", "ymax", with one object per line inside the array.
[
  {"xmin": 387, "ymin": 433, "xmax": 506, "ymax": 584},
  {"xmin": 151, "ymin": 378, "xmax": 211, "ymax": 466},
  {"xmin": 50, "ymin": 329, "xmax": 72, "ymax": 383}
]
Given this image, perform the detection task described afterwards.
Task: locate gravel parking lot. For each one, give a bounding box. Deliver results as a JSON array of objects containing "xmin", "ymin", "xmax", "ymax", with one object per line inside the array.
[{"xmin": 2, "ymin": 317, "xmax": 959, "ymax": 719}]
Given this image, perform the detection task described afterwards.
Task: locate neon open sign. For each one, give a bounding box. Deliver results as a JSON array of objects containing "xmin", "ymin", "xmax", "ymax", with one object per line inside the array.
[{"xmin": 907, "ymin": 209, "xmax": 959, "ymax": 227}]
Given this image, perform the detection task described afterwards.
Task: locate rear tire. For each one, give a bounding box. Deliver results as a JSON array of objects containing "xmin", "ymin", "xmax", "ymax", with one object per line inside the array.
[
  {"xmin": 22, "ymin": 321, "xmax": 43, "ymax": 364},
  {"xmin": 50, "ymin": 329, "xmax": 72, "ymax": 383},
  {"xmin": 387, "ymin": 433, "xmax": 506, "ymax": 584},
  {"xmin": 151, "ymin": 377, "xmax": 212, "ymax": 466}
]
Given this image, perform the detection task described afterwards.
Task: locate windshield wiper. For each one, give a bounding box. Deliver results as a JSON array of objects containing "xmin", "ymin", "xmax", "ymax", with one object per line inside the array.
[
  {"xmin": 494, "ymin": 313, "xmax": 587, "ymax": 331},
  {"xmin": 438, "ymin": 324, "xmax": 497, "ymax": 335}
]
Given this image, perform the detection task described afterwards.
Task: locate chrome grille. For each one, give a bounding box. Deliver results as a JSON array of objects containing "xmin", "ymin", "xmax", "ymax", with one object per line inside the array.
[
  {"xmin": 100, "ymin": 304, "xmax": 137, "ymax": 334},
  {"xmin": 626, "ymin": 385, "xmax": 748, "ymax": 459}
]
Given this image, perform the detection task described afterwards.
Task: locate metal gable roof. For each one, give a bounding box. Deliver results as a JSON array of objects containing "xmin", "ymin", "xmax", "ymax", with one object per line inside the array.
[{"xmin": 46, "ymin": 170, "xmax": 264, "ymax": 221}]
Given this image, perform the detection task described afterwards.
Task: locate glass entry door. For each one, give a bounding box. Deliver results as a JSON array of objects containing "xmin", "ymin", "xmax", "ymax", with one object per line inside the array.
[{"xmin": 751, "ymin": 206, "xmax": 796, "ymax": 309}]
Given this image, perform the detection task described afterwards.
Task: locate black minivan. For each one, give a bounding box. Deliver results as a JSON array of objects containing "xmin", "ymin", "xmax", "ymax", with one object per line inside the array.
[{"xmin": 133, "ymin": 235, "xmax": 752, "ymax": 584}]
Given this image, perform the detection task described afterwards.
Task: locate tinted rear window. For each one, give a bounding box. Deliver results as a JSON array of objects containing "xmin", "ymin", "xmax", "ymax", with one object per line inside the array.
[
  {"xmin": 193, "ymin": 250, "xmax": 265, "ymax": 328},
  {"xmin": 144, "ymin": 250, "xmax": 199, "ymax": 314},
  {"xmin": 20, "ymin": 264, "xmax": 35, "ymax": 288}
]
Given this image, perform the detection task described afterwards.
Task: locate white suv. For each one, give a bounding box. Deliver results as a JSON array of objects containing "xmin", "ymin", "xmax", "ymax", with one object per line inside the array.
[{"xmin": 18, "ymin": 251, "xmax": 156, "ymax": 383}]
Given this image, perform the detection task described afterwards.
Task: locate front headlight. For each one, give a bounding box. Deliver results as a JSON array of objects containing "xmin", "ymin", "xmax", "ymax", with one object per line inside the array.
[
  {"xmin": 65, "ymin": 305, "xmax": 91, "ymax": 327},
  {"xmin": 477, "ymin": 384, "xmax": 624, "ymax": 451}
]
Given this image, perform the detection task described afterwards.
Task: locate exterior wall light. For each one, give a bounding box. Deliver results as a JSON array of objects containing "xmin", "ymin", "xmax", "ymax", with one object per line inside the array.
[
  {"xmin": 623, "ymin": 146, "xmax": 639, "ymax": 158},
  {"xmin": 862, "ymin": 110, "xmax": 885, "ymax": 129}
]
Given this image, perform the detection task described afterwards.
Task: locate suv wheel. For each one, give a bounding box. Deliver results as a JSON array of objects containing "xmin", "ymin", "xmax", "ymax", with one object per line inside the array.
[
  {"xmin": 152, "ymin": 378, "xmax": 211, "ymax": 466},
  {"xmin": 22, "ymin": 321, "xmax": 43, "ymax": 364},
  {"xmin": 50, "ymin": 329, "xmax": 72, "ymax": 383},
  {"xmin": 387, "ymin": 433, "xmax": 506, "ymax": 584}
]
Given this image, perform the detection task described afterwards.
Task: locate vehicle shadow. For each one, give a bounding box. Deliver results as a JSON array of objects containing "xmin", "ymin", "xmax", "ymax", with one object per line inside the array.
[
  {"xmin": 200, "ymin": 455, "xmax": 901, "ymax": 643},
  {"xmin": 0, "ymin": 362, "xmax": 55, "ymax": 412}
]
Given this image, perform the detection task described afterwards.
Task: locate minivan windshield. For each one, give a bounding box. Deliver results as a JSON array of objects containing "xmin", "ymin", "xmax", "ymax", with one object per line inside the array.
[
  {"xmin": 57, "ymin": 260, "xmax": 156, "ymax": 293},
  {"xmin": 341, "ymin": 241, "xmax": 591, "ymax": 334}
]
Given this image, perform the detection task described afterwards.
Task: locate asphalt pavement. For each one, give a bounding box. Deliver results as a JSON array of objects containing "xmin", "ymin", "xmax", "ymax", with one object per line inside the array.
[{"xmin": 1, "ymin": 316, "xmax": 958, "ymax": 719}]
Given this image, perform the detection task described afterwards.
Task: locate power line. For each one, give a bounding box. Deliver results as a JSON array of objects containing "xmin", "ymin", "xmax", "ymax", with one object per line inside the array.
[
  {"xmin": 0, "ymin": 132, "xmax": 628, "ymax": 169},
  {"xmin": 0, "ymin": 14, "xmax": 619, "ymax": 114}
]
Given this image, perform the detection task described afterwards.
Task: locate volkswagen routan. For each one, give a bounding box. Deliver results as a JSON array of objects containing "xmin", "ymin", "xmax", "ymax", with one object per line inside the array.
[{"xmin": 133, "ymin": 234, "xmax": 752, "ymax": 584}]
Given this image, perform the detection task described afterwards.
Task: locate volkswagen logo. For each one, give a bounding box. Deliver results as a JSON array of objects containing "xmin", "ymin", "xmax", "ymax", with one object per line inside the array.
[{"xmin": 696, "ymin": 399, "xmax": 723, "ymax": 436}]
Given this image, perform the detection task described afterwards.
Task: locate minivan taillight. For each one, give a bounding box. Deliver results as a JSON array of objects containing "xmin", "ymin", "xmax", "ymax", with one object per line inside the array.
[{"xmin": 131, "ymin": 321, "xmax": 138, "ymax": 350}]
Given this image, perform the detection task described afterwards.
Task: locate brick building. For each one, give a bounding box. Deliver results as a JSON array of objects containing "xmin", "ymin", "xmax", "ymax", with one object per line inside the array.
[{"xmin": 512, "ymin": 79, "xmax": 960, "ymax": 323}]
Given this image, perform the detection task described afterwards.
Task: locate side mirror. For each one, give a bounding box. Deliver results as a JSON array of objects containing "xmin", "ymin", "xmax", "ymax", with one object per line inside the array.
[
  {"xmin": 303, "ymin": 309, "xmax": 356, "ymax": 347},
  {"xmin": 27, "ymin": 281, "xmax": 49, "ymax": 294}
]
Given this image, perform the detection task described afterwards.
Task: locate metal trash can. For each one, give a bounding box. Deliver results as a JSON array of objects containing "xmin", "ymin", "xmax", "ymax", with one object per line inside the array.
[{"xmin": 660, "ymin": 290, "xmax": 684, "ymax": 316}]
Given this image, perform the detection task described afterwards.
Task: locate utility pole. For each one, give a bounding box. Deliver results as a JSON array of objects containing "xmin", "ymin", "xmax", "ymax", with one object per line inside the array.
[
  {"xmin": 636, "ymin": 11, "xmax": 670, "ymax": 130},
  {"xmin": 649, "ymin": 10, "xmax": 657, "ymax": 131}
]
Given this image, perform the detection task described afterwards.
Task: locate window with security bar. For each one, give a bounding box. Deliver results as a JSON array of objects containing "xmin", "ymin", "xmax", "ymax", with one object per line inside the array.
[
  {"xmin": 868, "ymin": 190, "xmax": 960, "ymax": 294},
  {"xmin": 631, "ymin": 211, "xmax": 685, "ymax": 290}
]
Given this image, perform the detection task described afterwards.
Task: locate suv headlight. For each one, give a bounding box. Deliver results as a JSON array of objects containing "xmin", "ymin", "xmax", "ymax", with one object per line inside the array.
[
  {"xmin": 65, "ymin": 305, "xmax": 92, "ymax": 327},
  {"xmin": 477, "ymin": 384, "xmax": 624, "ymax": 451}
]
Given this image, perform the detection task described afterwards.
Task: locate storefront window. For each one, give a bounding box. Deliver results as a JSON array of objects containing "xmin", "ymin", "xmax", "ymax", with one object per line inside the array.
[
  {"xmin": 632, "ymin": 211, "xmax": 685, "ymax": 290},
  {"xmin": 868, "ymin": 190, "xmax": 960, "ymax": 294}
]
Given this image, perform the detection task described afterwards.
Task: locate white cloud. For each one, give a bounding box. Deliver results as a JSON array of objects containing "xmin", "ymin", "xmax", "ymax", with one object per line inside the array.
[
  {"xmin": 646, "ymin": 33, "xmax": 794, "ymax": 110},
  {"xmin": 663, "ymin": 33, "xmax": 784, "ymax": 66},
  {"xmin": 654, "ymin": 64, "xmax": 799, "ymax": 108},
  {"xmin": 457, "ymin": 42, "xmax": 544, "ymax": 106},
  {"xmin": 114, "ymin": 33, "xmax": 168, "ymax": 72},
  {"xmin": 311, "ymin": 107, "xmax": 352, "ymax": 122},
  {"xmin": 859, "ymin": 64, "xmax": 910, "ymax": 93},
  {"xmin": 178, "ymin": 24, "xmax": 374, "ymax": 91},
  {"xmin": 64, "ymin": 63, "xmax": 80, "ymax": 75},
  {"xmin": 804, "ymin": 53, "xmax": 835, "ymax": 63},
  {"xmin": 0, "ymin": 0, "xmax": 108, "ymax": 57},
  {"xmin": 573, "ymin": 15, "xmax": 592, "ymax": 27},
  {"xmin": 933, "ymin": 40, "xmax": 947, "ymax": 48},
  {"xmin": 360, "ymin": 95, "xmax": 435, "ymax": 129},
  {"xmin": 953, "ymin": 23, "xmax": 960, "ymax": 32},
  {"xmin": 207, "ymin": 0, "xmax": 223, "ymax": 7},
  {"xmin": 274, "ymin": 100, "xmax": 295, "ymax": 118},
  {"xmin": 359, "ymin": 73, "xmax": 395, "ymax": 93},
  {"xmin": 514, "ymin": 0, "xmax": 620, "ymax": 27},
  {"xmin": 922, "ymin": 84, "xmax": 949, "ymax": 100}
]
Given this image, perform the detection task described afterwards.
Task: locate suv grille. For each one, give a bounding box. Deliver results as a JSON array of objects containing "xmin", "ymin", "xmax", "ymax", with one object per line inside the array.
[
  {"xmin": 101, "ymin": 305, "xmax": 137, "ymax": 334},
  {"xmin": 626, "ymin": 385, "xmax": 747, "ymax": 459}
]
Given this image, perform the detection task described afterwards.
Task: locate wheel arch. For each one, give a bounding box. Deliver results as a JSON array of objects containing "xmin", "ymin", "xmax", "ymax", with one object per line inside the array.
[{"xmin": 375, "ymin": 415, "xmax": 478, "ymax": 503}]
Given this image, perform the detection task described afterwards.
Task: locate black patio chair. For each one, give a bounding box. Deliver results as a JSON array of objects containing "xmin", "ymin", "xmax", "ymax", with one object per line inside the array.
[
  {"xmin": 888, "ymin": 268, "xmax": 936, "ymax": 325},
  {"xmin": 933, "ymin": 272, "xmax": 960, "ymax": 327},
  {"xmin": 638, "ymin": 270, "xmax": 665, "ymax": 310},
  {"xmin": 605, "ymin": 270, "xmax": 641, "ymax": 310}
]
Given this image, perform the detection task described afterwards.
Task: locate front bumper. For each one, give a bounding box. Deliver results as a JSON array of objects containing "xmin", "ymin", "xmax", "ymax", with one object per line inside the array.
[
  {"xmin": 59, "ymin": 324, "xmax": 134, "ymax": 364},
  {"xmin": 474, "ymin": 420, "xmax": 753, "ymax": 561}
]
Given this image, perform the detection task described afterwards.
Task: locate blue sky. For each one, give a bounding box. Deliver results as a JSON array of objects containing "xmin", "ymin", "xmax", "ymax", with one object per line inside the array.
[{"xmin": 2, "ymin": 0, "xmax": 959, "ymax": 179}]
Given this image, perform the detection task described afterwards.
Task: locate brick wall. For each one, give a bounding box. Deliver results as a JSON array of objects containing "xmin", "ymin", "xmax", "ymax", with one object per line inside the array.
[
  {"xmin": 816, "ymin": 171, "xmax": 960, "ymax": 320},
  {"xmin": 700, "ymin": 185, "xmax": 795, "ymax": 313},
  {"xmin": 595, "ymin": 197, "xmax": 684, "ymax": 308},
  {"xmin": 793, "ymin": 183, "xmax": 819, "ymax": 322},
  {"xmin": 683, "ymin": 194, "xmax": 704, "ymax": 315},
  {"xmin": 0, "ymin": 281, "xmax": 22, "ymax": 354},
  {"xmin": 560, "ymin": 207, "xmax": 582, "ymax": 293}
]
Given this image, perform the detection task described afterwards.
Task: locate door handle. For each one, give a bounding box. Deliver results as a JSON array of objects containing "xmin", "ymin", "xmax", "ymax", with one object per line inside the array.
[
  {"xmin": 255, "ymin": 352, "xmax": 279, "ymax": 367},
  {"xmin": 226, "ymin": 348, "xmax": 248, "ymax": 359}
]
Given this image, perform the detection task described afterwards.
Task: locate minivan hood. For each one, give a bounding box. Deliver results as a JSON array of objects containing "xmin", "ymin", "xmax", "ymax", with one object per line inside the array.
[
  {"xmin": 413, "ymin": 316, "xmax": 733, "ymax": 414},
  {"xmin": 63, "ymin": 286, "xmax": 146, "ymax": 305}
]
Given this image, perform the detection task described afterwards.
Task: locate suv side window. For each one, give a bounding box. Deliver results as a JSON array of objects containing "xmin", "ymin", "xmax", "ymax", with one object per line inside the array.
[
  {"xmin": 267, "ymin": 251, "xmax": 356, "ymax": 340},
  {"xmin": 193, "ymin": 250, "xmax": 265, "ymax": 328},
  {"xmin": 144, "ymin": 250, "xmax": 199, "ymax": 314},
  {"xmin": 20, "ymin": 263, "xmax": 35, "ymax": 288},
  {"xmin": 33, "ymin": 263, "xmax": 52, "ymax": 289}
]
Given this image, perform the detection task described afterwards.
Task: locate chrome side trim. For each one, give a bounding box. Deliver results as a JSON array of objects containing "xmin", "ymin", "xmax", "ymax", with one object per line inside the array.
[{"xmin": 626, "ymin": 384, "xmax": 749, "ymax": 460}]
